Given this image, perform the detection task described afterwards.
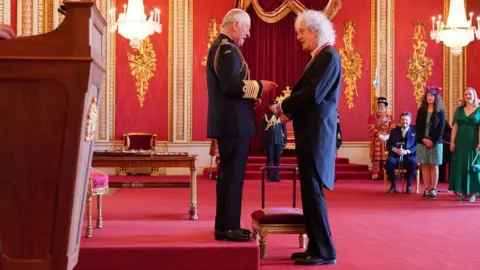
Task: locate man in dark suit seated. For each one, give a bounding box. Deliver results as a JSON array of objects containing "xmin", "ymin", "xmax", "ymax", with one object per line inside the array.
[{"xmin": 385, "ymin": 112, "xmax": 417, "ymax": 194}]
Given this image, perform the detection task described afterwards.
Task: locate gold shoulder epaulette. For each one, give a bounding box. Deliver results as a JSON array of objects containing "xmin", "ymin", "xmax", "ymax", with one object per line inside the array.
[{"xmin": 221, "ymin": 39, "xmax": 230, "ymax": 45}]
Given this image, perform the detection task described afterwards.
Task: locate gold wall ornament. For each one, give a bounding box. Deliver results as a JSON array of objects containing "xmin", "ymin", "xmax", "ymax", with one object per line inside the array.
[
  {"xmin": 85, "ymin": 96, "xmax": 98, "ymax": 141},
  {"xmin": 201, "ymin": 17, "xmax": 220, "ymax": 67},
  {"xmin": 339, "ymin": 20, "xmax": 362, "ymax": 109},
  {"xmin": 128, "ymin": 37, "xmax": 157, "ymax": 107},
  {"xmin": 407, "ymin": 20, "xmax": 433, "ymax": 106}
]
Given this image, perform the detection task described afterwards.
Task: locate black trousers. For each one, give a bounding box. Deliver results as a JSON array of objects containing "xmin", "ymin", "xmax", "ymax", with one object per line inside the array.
[
  {"xmin": 265, "ymin": 144, "xmax": 283, "ymax": 180},
  {"xmin": 215, "ymin": 136, "xmax": 250, "ymax": 231},
  {"xmin": 297, "ymin": 151, "xmax": 336, "ymax": 259}
]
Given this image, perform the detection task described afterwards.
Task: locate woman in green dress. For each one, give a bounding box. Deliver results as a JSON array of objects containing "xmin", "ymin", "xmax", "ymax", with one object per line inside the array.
[{"xmin": 449, "ymin": 87, "xmax": 480, "ymax": 202}]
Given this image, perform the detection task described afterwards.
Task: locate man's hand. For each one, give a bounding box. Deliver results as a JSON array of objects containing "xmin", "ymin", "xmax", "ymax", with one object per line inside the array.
[
  {"xmin": 260, "ymin": 80, "xmax": 278, "ymax": 94},
  {"xmin": 278, "ymin": 113, "xmax": 290, "ymax": 124},
  {"xmin": 254, "ymin": 98, "xmax": 262, "ymax": 109},
  {"xmin": 0, "ymin": 24, "xmax": 15, "ymax": 40}
]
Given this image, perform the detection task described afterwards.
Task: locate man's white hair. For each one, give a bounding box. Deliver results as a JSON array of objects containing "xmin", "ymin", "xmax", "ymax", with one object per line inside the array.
[
  {"xmin": 295, "ymin": 10, "xmax": 336, "ymax": 45},
  {"xmin": 221, "ymin": 8, "xmax": 250, "ymax": 28}
]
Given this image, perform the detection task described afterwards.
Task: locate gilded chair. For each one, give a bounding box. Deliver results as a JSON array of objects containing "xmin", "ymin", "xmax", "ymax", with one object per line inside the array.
[
  {"xmin": 122, "ymin": 132, "xmax": 158, "ymax": 175},
  {"xmin": 86, "ymin": 169, "xmax": 109, "ymax": 238},
  {"xmin": 383, "ymin": 165, "xmax": 420, "ymax": 193}
]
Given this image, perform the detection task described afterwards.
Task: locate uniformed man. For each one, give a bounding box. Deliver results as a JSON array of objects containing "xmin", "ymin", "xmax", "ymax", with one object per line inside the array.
[
  {"xmin": 368, "ymin": 97, "xmax": 395, "ymax": 180},
  {"xmin": 263, "ymin": 100, "xmax": 287, "ymax": 182},
  {"xmin": 206, "ymin": 8, "xmax": 277, "ymax": 242}
]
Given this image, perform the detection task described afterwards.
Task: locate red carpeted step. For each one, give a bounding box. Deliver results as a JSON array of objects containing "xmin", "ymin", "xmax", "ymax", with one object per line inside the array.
[
  {"xmin": 335, "ymin": 171, "xmax": 372, "ymax": 180},
  {"xmin": 78, "ymin": 220, "xmax": 259, "ymax": 270},
  {"xmin": 243, "ymin": 163, "xmax": 368, "ymax": 171},
  {"xmin": 246, "ymin": 156, "xmax": 350, "ymax": 164}
]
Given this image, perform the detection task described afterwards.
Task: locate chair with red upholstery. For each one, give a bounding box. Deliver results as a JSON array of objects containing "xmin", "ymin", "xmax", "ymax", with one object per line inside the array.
[
  {"xmin": 85, "ymin": 169, "xmax": 109, "ymax": 238},
  {"xmin": 251, "ymin": 166, "xmax": 306, "ymax": 258},
  {"xmin": 122, "ymin": 132, "xmax": 157, "ymax": 175}
]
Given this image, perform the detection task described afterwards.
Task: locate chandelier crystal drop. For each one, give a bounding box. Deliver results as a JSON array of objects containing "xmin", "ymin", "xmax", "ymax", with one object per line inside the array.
[
  {"xmin": 109, "ymin": 0, "xmax": 162, "ymax": 49},
  {"xmin": 430, "ymin": 0, "xmax": 480, "ymax": 55}
]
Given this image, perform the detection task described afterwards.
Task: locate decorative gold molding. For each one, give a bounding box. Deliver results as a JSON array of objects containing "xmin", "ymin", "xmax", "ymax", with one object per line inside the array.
[
  {"xmin": 237, "ymin": 0, "xmax": 341, "ymax": 22},
  {"xmin": 168, "ymin": 0, "xmax": 174, "ymax": 141},
  {"xmin": 169, "ymin": 0, "xmax": 193, "ymax": 142},
  {"xmin": 443, "ymin": 0, "xmax": 450, "ymax": 120},
  {"xmin": 339, "ymin": 20, "xmax": 362, "ymax": 109},
  {"xmin": 0, "ymin": 1, "xmax": 3, "ymax": 23},
  {"xmin": 128, "ymin": 37, "xmax": 157, "ymax": 107},
  {"xmin": 108, "ymin": 0, "xmax": 116, "ymax": 140},
  {"xmin": 85, "ymin": 97, "xmax": 99, "ymax": 141},
  {"xmin": 201, "ymin": 17, "xmax": 219, "ymax": 67},
  {"xmin": 18, "ymin": 0, "xmax": 34, "ymax": 36},
  {"xmin": 370, "ymin": 0, "xmax": 377, "ymax": 113},
  {"xmin": 407, "ymin": 20, "xmax": 433, "ymax": 106}
]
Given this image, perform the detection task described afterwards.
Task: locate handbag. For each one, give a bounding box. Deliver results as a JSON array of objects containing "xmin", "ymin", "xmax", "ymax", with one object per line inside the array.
[{"xmin": 471, "ymin": 151, "xmax": 480, "ymax": 172}]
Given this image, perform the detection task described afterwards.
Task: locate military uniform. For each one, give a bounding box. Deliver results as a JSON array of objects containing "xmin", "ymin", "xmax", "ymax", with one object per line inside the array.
[
  {"xmin": 206, "ymin": 33, "xmax": 264, "ymax": 234},
  {"xmin": 263, "ymin": 101, "xmax": 287, "ymax": 181},
  {"xmin": 368, "ymin": 97, "xmax": 395, "ymax": 179}
]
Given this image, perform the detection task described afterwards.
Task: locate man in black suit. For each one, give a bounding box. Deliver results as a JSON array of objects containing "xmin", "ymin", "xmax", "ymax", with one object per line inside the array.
[
  {"xmin": 270, "ymin": 10, "xmax": 340, "ymax": 266},
  {"xmin": 206, "ymin": 8, "xmax": 277, "ymax": 242},
  {"xmin": 263, "ymin": 100, "xmax": 288, "ymax": 182},
  {"xmin": 385, "ymin": 112, "xmax": 417, "ymax": 193}
]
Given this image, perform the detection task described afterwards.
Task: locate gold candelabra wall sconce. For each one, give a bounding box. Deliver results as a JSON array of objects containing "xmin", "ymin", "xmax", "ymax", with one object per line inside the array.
[
  {"xmin": 339, "ymin": 20, "xmax": 362, "ymax": 109},
  {"xmin": 128, "ymin": 37, "xmax": 157, "ymax": 107},
  {"xmin": 201, "ymin": 17, "xmax": 220, "ymax": 67},
  {"xmin": 407, "ymin": 20, "xmax": 433, "ymax": 106}
]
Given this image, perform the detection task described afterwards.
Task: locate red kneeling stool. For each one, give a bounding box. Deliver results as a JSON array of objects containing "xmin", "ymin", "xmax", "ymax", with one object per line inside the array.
[
  {"xmin": 251, "ymin": 166, "xmax": 306, "ymax": 258},
  {"xmin": 85, "ymin": 169, "xmax": 109, "ymax": 238}
]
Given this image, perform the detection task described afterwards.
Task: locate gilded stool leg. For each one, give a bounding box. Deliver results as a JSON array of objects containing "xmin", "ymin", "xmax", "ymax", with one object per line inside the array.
[
  {"xmin": 252, "ymin": 229, "xmax": 260, "ymax": 246},
  {"xmin": 150, "ymin": 167, "xmax": 159, "ymax": 176},
  {"xmin": 259, "ymin": 231, "xmax": 268, "ymax": 258},
  {"xmin": 119, "ymin": 167, "xmax": 127, "ymax": 176},
  {"xmin": 96, "ymin": 194, "xmax": 103, "ymax": 228},
  {"xmin": 85, "ymin": 194, "xmax": 93, "ymax": 238},
  {"xmin": 299, "ymin": 234, "xmax": 307, "ymax": 249}
]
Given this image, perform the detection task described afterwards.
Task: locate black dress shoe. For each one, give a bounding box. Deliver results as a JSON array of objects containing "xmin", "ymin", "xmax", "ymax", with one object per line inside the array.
[
  {"xmin": 294, "ymin": 256, "xmax": 336, "ymax": 265},
  {"xmin": 215, "ymin": 229, "xmax": 252, "ymax": 242},
  {"xmin": 291, "ymin": 251, "xmax": 309, "ymax": 259},
  {"xmin": 388, "ymin": 185, "xmax": 397, "ymax": 193},
  {"xmin": 239, "ymin": 228, "xmax": 251, "ymax": 235},
  {"xmin": 406, "ymin": 185, "xmax": 412, "ymax": 194}
]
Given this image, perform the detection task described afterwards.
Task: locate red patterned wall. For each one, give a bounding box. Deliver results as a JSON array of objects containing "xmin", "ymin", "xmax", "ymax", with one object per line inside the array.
[
  {"xmin": 467, "ymin": 0, "xmax": 480, "ymax": 92},
  {"xmin": 332, "ymin": 0, "xmax": 371, "ymax": 141},
  {"xmin": 115, "ymin": 0, "xmax": 169, "ymax": 140},
  {"xmin": 394, "ymin": 0, "xmax": 444, "ymax": 122},
  {"xmin": 191, "ymin": 0, "xmax": 234, "ymax": 141}
]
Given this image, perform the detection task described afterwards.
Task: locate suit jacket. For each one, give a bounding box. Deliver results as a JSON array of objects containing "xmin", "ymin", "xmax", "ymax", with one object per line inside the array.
[
  {"xmin": 281, "ymin": 45, "xmax": 342, "ymax": 191},
  {"xmin": 262, "ymin": 112, "xmax": 287, "ymax": 146},
  {"xmin": 206, "ymin": 34, "xmax": 264, "ymax": 139},
  {"xmin": 387, "ymin": 126, "xmax": 416, "ymax": 157},
  {"xmin": 415, "ymin": 108, "xmax": 446, "ymax": 145}
]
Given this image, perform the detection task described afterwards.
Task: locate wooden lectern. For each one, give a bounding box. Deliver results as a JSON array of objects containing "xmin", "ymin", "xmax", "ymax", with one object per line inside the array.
[{"xmin": 0, "ymin": 1, "xmax": 106, "ymax": 270}]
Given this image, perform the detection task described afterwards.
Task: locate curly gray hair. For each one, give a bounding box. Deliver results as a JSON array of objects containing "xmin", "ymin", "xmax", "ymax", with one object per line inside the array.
[
  {"xmin": 221, "ymin": 8, "xmax": 250, "ymax": 29},
  {"xmin": 295, "ymin": 10, "xmax": 336, "ymax": 45}
]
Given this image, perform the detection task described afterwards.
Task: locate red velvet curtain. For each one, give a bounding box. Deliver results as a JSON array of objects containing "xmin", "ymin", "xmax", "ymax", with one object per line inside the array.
[{"xmin": 240, "ymin": 0, "xmax": 329, "ymax": 155}]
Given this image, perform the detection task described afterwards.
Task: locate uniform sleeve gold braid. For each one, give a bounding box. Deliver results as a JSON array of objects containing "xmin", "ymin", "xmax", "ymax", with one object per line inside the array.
[
  {"xmin": 242, "ymin": 80, "xmax": 260, "ymax": 99},
  {"xmin": 213, "ymin": 39, "xmax": 232, "ymax": 77}
]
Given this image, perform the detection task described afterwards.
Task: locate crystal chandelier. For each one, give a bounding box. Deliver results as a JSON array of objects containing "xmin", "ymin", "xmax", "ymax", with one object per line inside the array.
[
  {"xmin": 109, "ymin": 0, "xmax": 161, "ymax": 49},
  {"xmin": 430, "ymin": 0, "xmax": 480, "ymax": 55}
]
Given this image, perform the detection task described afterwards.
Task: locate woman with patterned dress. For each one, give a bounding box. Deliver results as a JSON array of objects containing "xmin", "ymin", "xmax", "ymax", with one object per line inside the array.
[
  {"xmin": 415, "ymin": 87, "xmax": 446, "ymax": 199},
  {"xmin": 449, "ymin": 87, "xmax": 480, "ymax": 202}
]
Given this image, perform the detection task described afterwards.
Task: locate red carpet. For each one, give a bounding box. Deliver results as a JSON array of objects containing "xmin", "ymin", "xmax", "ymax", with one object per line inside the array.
[
  {"xmin": 76, "ymin": 177, "xmax": 480, "ymax": 270},
  {"xmin": 203, "ymin": 156, "xmax": 371, "ymax": 180}
]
